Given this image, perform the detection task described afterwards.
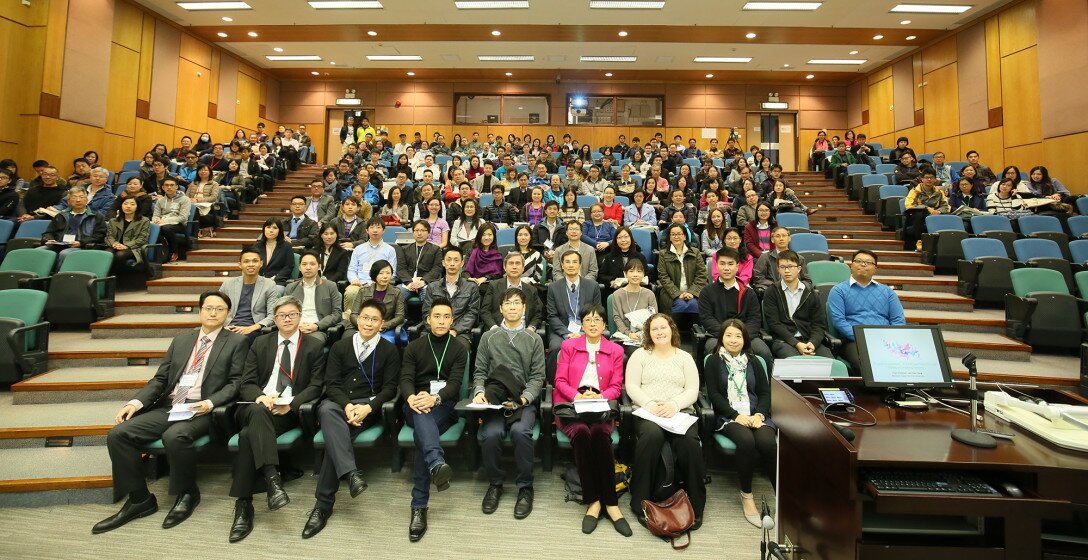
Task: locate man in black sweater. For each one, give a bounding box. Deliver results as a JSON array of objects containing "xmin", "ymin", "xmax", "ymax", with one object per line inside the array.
[
  {"xmin": 400, "ymin": 298, "xmax": 468, "ymax": 542},
  {"xmin": 761, "ymin": 250, "xmax": 834, "ymax": 359},
  {"xmin": 697, "ymin": 248, "xmax": 774, "ymax": 369},
  {"xmin": 302, "ymin": 298, "xmax": 401, "ymax": 539}
]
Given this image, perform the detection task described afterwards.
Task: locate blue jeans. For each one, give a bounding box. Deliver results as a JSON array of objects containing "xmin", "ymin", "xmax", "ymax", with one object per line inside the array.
[
  {"xmin": 672, "ymin": 297, "xmax": 700, "ymax": 314},
  {"xmin": 403, "ymin": 400, "xmax": 458, "ymax": 508}
]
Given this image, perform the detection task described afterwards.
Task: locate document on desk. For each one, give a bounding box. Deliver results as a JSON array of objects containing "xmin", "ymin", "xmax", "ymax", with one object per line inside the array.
[
  {"xmin": 633, "ymin": 408, "xmax": 699, "ymax": 435},
  {"xmin": 465, "ymin": 403, "xmax": 503, "ymax": 410},
  {"xmin": 772, "ymin": 358, "xmax": 833, "ymax": 379},
  {"xmin": 573, "ymin": 399, "xmax": 611, "ymax": 414},
  {"xmin": 168, "ymin": 403, "xmax": 195, "ymax": 422}
]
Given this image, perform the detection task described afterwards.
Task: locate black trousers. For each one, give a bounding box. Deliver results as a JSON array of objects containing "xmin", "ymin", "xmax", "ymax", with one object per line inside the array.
[
  {"xmin": 770, "ymin": 339, "xmax": 834, "ymax": 359},
  {"xmin": 561, "ymin": 420, "xmax": 618, "ymax": 506},
  {"xmin": 479, "ymin": 405, "xmax": 537, "ymax": 488},
  {"xmin": 629, "ymin": 417, "xmax": 706, "ymax": 517},
  {"xmin": 902, "ymin": 209, "xmax": 929, "ymax": 250},
  {"xmin": 314, "ymin": 399, "xmax": 379, "ymax": 510},
  {"xmin": 720, "ymin": 422, "xmax": 777, "ymax": 493},
  {"xmin": 158, "ymin": 223, "xmax": 188, "ymax": 258},
  {"xmin": 106, "ymin": 405, "xmax": 213, "ymax": 502},
  {"xmin": 229, "ymin": 403, "xmax": 300, "ymax": 498},
  {"xmin": 841, "ymin": 341, "xmax": 862, "ymax": 373},
  {"xmin": 111, "ymin": 249, "xmax": 137, "ymax": 271}
]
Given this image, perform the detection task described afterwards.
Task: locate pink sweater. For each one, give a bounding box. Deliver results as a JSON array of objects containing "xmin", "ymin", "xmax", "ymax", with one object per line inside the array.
[{"xmin": 553, "ymin": 336, "xmax": 625, "ymax": 404}]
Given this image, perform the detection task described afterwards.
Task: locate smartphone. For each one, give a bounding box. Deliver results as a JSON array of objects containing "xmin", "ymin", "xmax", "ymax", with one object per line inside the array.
[{"xmin": 819, "ymin": 388, "xmax": 854, "ymax": 406}]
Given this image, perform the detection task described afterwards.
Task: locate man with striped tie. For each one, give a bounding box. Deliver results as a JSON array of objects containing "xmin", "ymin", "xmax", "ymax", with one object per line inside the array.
[{"xmin": 94, "ymin": 291, "xmax": 248, "ymax": 534}]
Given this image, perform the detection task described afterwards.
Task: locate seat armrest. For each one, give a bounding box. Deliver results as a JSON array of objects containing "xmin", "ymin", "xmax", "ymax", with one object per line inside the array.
[
  {"xmin": 297, "ymin": 398, "xmax": 321, "ymax": 438},
  {"xmin": 1004, "ymin": 294, "xmax": 1038, "ymax": 341},
  {"xmin": 212, "ymin": 402, "xmax": 240, "ymax": 441},
  {"xmin": 7, "ymin": 321, "xmax": 50, "ymax": 374},
  {"xmin": 381, "ymin": 397, "xmax": 398, "ymax": 441},
  {"xmin": 89, "ymin": 276, "xmax": 117, "ymax": 301}
]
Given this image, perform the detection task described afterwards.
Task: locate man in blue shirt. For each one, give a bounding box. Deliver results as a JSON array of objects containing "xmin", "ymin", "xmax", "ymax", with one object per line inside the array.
[
  {"xmin": 827, "ymin": 249, "xmax": 906, "ymax": 372},
  {"xmin": 345, "ymin": 217, "xmax": 398, "ymax": 312}
]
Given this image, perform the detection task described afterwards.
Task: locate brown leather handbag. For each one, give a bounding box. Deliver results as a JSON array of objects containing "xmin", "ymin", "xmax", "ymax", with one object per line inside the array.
[{"xmin": 642, "ymin": 489, "xmax": 695, "ymax": 549}]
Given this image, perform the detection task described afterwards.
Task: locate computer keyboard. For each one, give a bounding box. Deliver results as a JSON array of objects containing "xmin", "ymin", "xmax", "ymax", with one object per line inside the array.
[{"xmin": 862, "ymin": 470, "xmax": 1002, "ymax": 497}]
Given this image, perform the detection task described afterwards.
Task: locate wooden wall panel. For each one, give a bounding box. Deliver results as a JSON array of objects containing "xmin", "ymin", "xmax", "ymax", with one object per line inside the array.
[
  {"xmin": 922, "ymin": 36, "xmax": 958, "ymax": 75},
  {"xmin": 895, "ymin": 125, "xmax": 926, "ymax": 153},
  {"xmin": 111, "ymin": 0, "xmax": 142, "ymax": 52},
  {"xmin": 1042, "ymin": 132, "xmax": 1088, "ymax": 193},
  {"xmin": 957, "ymin": 23, "xmax": 989, "ymax": 134},
  {"xmin": 985, "ymin": 17, "xmax": 1002, "ymax": 110},
  {"xmin": 216, "ymin": 55, "xmax": 240, "ymax": 124},
  {"xmin": 1004, "ymin": 142, "xmax": 1042, "ymax": 171},
  {"xmin": 105, "ymin": 43, "xmax": 139, "ymax": 137},
  {"xmin": 892, "ymin": 58, "xmax": 915, "ymax": 132},
  {"xmin": 923, "ymin": 136, "xmax": 961, "ymax": 163},
  {"xmin": 34, "ymin": 117, "xmax": 105, "ymax": 172},
  {"xmin": 846, "ymin": 80, "xmax": 863, "ymax": 128},
  {"xmin": 1000, "ymin": 46, "xmax": 1042, "ymax": 147},
  {"xmin": 100, "ymin": 132, "xmax": 134, "ymax": 172},
  {"xmin": 998, "ymin": 0, "xmax": 1038, "ymax": 56},
  {"xmin": 867, "ymin": 78, "xmax": 893, "ymax": 138},
  {"xmin": 236, "ymin": 72, "xmax": 261, "ymax": 131},
  {"xmin": 133, "ymin": 118, "xmax": 173, "ymax": 158},
  {"xmin": 1037, "ymin": 0, "xmax": 1088, "ymax": 138},
  {"xmin": 912, "ymin": 53, "xmax": 924, "ymax": 113},
  {"xmin": 174, "ymin": 59, "xmax": 209, "ymax": 134},
  {"xmin": 960, "ymin": 126, "xmax": 1004, "ymax": 169},
  {"xmin": 923, "ymin": 64, "xmax": 959, "ymax": 142},
  {"xmin": 41, "ymin": 0, "xmax": 69, "ymax": 96},
  {"xmin": 59, "ymin": 0, "xmax": 114, "ymax": 128},
  {"xmin": 868, "ymin": 66, "xmax": 892, "ymax": 86},
  {"xmin": 137, "ymin": 12, "xmax": 154, "ymax": 101},
  {"xmin": 148, "ymin": 20, "xmax": 180, "ymax": 125},
  {"xmin": 0, "ymin": 0, "xmax": 50, "ymax": 26},
  {"xmin": 179, "ymin": 33, "xmax": 211, "ymax": 69}
]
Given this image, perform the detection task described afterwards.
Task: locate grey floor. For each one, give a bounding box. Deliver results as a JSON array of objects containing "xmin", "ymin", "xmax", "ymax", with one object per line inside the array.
[{"xmin": 0, "ymin": 452, "xmax": 774, "ymax": 559}]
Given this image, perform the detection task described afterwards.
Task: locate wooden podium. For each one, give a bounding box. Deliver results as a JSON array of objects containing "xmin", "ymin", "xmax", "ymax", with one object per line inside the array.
[{"xmin": 772, "ymin": 378, "xmax": 1088, "ymax": 560}]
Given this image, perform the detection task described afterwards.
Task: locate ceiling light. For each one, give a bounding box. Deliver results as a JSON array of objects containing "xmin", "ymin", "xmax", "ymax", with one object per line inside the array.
[
  {"xmin": 890, "ymin": 4, "xmax": 972, "ymax": 14},
  {"xmin": 491, "ymin": 30, "xmax": 502, "ymax": 36},
  {"xmin": 782, "ymin": 63, "xmax": 790, "ymax": 67},
  {"xmin": 273, "ymin": 47, "xmax": 283, "ymax": 52},
  {"xmin": 222, "ymin": 16, "xmax": 233, "ymax": 21},
  {"xmin": 605, "ymin": 72, "xmax": 613, "ymax": 77},
  {"xmin": 900, "ymin": 19, "xmax": 911, "ymax": 24},
  {"xmin": 367, "ymin": 30, "xmax": 378, "ymax": 36},
  {"xmin": 580, "ymin": 56, "xmax": 637, "ymax": 62},
  {"xmin": 873, "ymin": 34, "xmax": 884, "ymax": 40},
  {"xmin": 311, "ymin": 71, "xmax": 320, "ymax": 75},
  {"xmin": 307, "ymin": 1, "xmax": 384, "ymax": 8},
  {"xmin": 805, "ymin": 74, "xmax": 814, "ymax": 79},
  {"xmin": 745, "ymin": 32, "xmax": 758, "ymax": 39},
  {"xmin": 589, "ymin": 1, "xmax": 666, "ymax": 9},
  {"xmin": 849, "ymin": 50, "xmax": 859, "ymax": 54},
  {"xmin": 406, "ymin": 71, "xmax": 415, "ymax": 76},
  {"xmin": 216, "ymin": 32, "xmax": 228, "ymax": 37},
  {"xmin": 176, "ymin": 2, "xmax": 252, "ymax": 10},
  {"xmin": 478, "ymin": 55, "xmax": 534, "ymax": 61},
  {"xmin": 247, "ymin": 31, "xmax": 258, "ymax": 37},
  {"xmin": 693, "ymin": 57, "xmax": 752, "ymax": 63},
  {"xmin": 618, "ymin": 30, "xmax": 629, "ymax": 37},
  {"xmin": 455, "ymin": 1, "xmax": 529, "ymax": 8},
  {"xmin": 266, "ymin": 55, "xmax": 323, "ymax": 61},
  {"xmin": 808, "ymin": 59, "xmax": 867, "ymax": 65},
  {"xmin": 505, "ymin": 72, "xmax": 513, "ymax": 76},
  {"xmin": 742, "ymin": 2, "xmax": 822, "ymax": 10},
  {"xmin": 367, "ymin": 55, "xmax": 423, "ymax": 61},
  {"xmin": 705, "ymin": 74, "xmax": 714, "ymax": 78},
  {"xmin": 906, "ymin": 35, "xmax": 916, "ymax": 40},
  {"xmin": 330, "ymin": 61, "xmax": 336, "ymax": 65}
]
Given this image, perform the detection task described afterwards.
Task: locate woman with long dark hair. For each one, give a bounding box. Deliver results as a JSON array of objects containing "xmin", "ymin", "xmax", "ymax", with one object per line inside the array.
[
  {"xmin": 465, "ymin": 222, "xmax": 503, "ymax": 285},
  {"xmin": 316, "ymin": 223, "xmax": 350, "ymax": 282},
  {"xmin": 256, "ymin": 218, "xmax": 294, "ymax": 286}
]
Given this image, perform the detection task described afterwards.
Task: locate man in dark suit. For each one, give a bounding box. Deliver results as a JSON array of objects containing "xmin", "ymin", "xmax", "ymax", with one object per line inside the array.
[
  {"xmin": 481, "ymin": 252, "xmax": 543, "ymax": 333},
  {"xmin": 281, "ymin": 195, "xmax": 320, "ymax": 250},
  {"xmin": 228, "ymin": 295, "xmax": 325, "ymax": 543},
  {"xmin": 302, "ymin": 298, "xmax": 400, "ymax": 539},
  {"xmin": 93, "ymin": 291, "xmax": 247, "ymax": 534},
  {"xmin": 283, "ymin": 251, "xmax": 343, "ymax": 344},
  {"xmin": 395, "ymin": 219, "xmax": 443, "ymax": 299},
  {"xmin": 545, "ymin": 249, "xmax": 603, "ymax": 352}
]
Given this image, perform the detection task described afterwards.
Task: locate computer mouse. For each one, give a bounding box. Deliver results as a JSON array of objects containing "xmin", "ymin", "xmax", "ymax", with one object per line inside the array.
[{"xmin": 999, "ymin": 482, "xmax": 1023, "ymax": 498}]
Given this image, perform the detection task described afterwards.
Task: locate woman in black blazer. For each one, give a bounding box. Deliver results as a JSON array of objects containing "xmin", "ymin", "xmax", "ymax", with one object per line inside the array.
[
  {"xmin": 317, "ymin": 224, "xmax": 350, "ymax": 283},
  {"xmin": 256, "ymin": 217, "xmax": 295, "ymax": 286}
]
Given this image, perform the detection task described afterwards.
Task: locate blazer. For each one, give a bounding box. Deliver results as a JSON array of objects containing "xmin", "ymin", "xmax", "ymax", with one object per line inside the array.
[
  {"xmin": 283, "ymin": 277, "xmax": 343, "ymax": 331},
  {"xmin": 762, "ymin": 280, "xmax": 826, "ymax": 348},
  {"xmin": 422, "ymin": 275, "xmax": 481, "ymax": 336},
  {"xmin": 105, "ymin": 217, "xmax": 151, "ymax": 263},
  {"xmin": 480, "ymin": 279, "xmax": 544, "ymax": 331},
  {"xmin": 327, "ymin": 215, "xmax": 368, "ymax": 247},
  {"xmin": 220, "ymin": 275, "xmax": 280, "ymax": 328},
  {"xmin": 318, "ymin": 245, "xmax": 350, "ymax": 283},
  {"xmin": 308, "ymin": 195, "xmax": 338, "ymax": 225},
  {"xmin": 259, "ymin": 241, "xmax": 296, "ymax": 286},
  {"xmin": 238, "ymin": 331, "xmax": 325, "ymax": 413},
  {"xmin": 395, "ymin": 241, "xmax": 443, "ymax": 285},
  {"xmin": 545, "ymin": 277, "xmax": 603, "ymax": 340},
  {"xmin": 323, "ymin": 335, "xmax": 400, "ymax": 409},
  {"xmin": 553, "ymin": 336, "xmax": 625, "ymax": 404},
  {"xmin": 349, "ymin": 283, "xmax": 406, "ymax": 332},
  {"xmin": 132, "ymin": 328, "xmax": 248, "ymax": 410},
  {"xmin": 280, "ymin": 214, "xmax": 320, "ymax": 250}
]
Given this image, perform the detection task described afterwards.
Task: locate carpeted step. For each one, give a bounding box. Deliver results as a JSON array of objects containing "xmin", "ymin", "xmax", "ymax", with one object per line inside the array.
[
  {"xmin": 115, "ymin": 293, "xmax": 200, "ymax": 315},
  {"xmin": 939, "ymin": 331, "xmax": 1032, "ymax": 362},
  {"xmin": 48, "ymin": 332, "xmax": 169, "ymax": 367},
  {"xmin": 0, "ymin": 447, "xmax": 112, "ymax": 506},
  {"xmin": 906, "ymin": 308, "xmax": 1004, "ymax": 334},
  {"xmin": 896, "ymin": 290, "xmax": 974, "ymax": 312},
  {"xmin": 90, "ymin": 313, "xmax": 199, "ymax": 339},
  {"xmin": 12, "ymin": 366, "xmax": 157, "ymax": 404},
  {"xmin": 877, "ymin": 274, "xmax": 958, "ymax": 293},
  {"xmin": 831, "ymin": 249, "xmax": 923, "ymax": 263}
]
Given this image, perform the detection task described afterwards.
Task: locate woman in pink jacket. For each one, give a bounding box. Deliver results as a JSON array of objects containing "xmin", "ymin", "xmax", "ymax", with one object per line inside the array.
[{"xmin": 553, "ymin": 305, "xmax": 632, "ymax": 537}]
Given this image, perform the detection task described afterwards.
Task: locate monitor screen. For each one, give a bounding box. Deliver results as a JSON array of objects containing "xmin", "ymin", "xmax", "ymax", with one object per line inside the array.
[{"xmin": 854, "ymin": 325, "xmax": 954, "ymax": 388}]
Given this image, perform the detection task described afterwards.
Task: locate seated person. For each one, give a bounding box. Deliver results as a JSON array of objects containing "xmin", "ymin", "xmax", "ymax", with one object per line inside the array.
[
  {"xmin": 481, "ymin": 184, "xmax": 518, "ymax": 228},
  {"xmin": 255, "ymin": 218, "xmax": 294, "ymax": 288},
  {"xmin": 327, "ymin": 196, "xmax": 368, "ymax": 249},
  {"xmin": 698, "ymin": 248, "xmax": 773, "ymax": 368},
  {"xmin": 742, "ymin": 202, "xmax": 776, "ymax": 260},
  {"xmin": 396, "ymin": 219, "xmax": 443, "ymax": 299},
  {"xmin": 421, "ymin": 245, "xmax": 481, "ymax": 349},
  {"xmin": 471, "ymin": 287, "xmax": 547, "ymax": 519},
  {"xmin": 705, "ymin": 319, "xmax": 777, "ymax": 527},
  {"xmin": 965, "ymin": 150, "xmax": 997, "ymax": 183},
  {"xmin": 761, "ymin": 250, "xmax": 832, "ymax": 359},
  {"xmin": 511, "ymin": 225, "xmax": 545, "ymax": 285},
  {"xmin": 734, "ymin": 189, "xmax": 761, "ymax": 228},
  {"xmin": 889, "ymin": 136, "xmax": 916, "ymax": 164},
  {"xmin": 948, "ymin": 177, "xmax": 988, "ymax": 217},
  {"xmin": 464, "ymin": 223, "xmax": 503, "ymax": 286},
  {"xmin": 532, "ymin": 200, "xmax": 564, "ymax": 261},
  {"xmin": 597, "ymin": 227, "xmax": 648, "ymax": 290},
  {"xmin": 610, "ymin": 259, "xmax": 657, "ymax": 358},
  {"xmin": 546, "ymin": 250, "xmax": 603, "ymax": 353},
  {"xmin": 348, "ymin": 259, "xmax": 406, "ymax": 344},
  {"xmin": 41, "ymin": 186, "xmax": 108, "ymax": 270},
  {"xmin": 221, "ymin": 247, "xmax": 279, "ymax": 341},
  {"xmin": 106, "ymin": 197, "xmax": 152, "ymax": 271},
  {"xmin": 152, "ymin": 179, "xmax": 192, "ymax": 261},
  {"xmin": 280, "ymin": 196, "xmax": 320, "ymax": 250},
  {"xmin": 345, "ymin": 218, "xmax": 398, "ymax": 312},
  {"xmin": 986, "ymin": 178, "xmax": 1029, "ymax": 217},
  {"xmin": 315, "ymin": 224, "xmax": 350, "ymax": 283},
  {"xmin": 893, "ymin": 152, "xmax": 920, "ymax": 185},
  {"xmin": 828, "ymin": 142, "xmax": 856, "ymax": 189},
  {"xmin": 552, "ymin": 220, "xmax": 598, "ymax": 281},
  {"xmin": 623, "ymin": 188, "xmax": 656, "ymax": 228},
  {"xmin": 765, "ymin": 179, "xmax": 812, "ymax": 215},
  {"xmin": 827, "ymin": 250, "xmax": 906, "ymax": 371},
  {"xmin": 901, "ymin": 168, "xmax": 949, "ymax": 251},
  {"xmin": 751, "ymin": 227, "xmax": 810, "ymax": 292},
  {"xmin": 657, "ymin": 223, "xmax": 708, "ymax": 315},
  {"xmin": 581, "ymin": 203, "xmax": 617, "ymax": 264},
  {"xmin": 282, "ymin": 251, "xmax": 343, "ymax": 344},
  {"xmin": 480, "ymin": 252, "xmax": 544, "ymax": 332}
]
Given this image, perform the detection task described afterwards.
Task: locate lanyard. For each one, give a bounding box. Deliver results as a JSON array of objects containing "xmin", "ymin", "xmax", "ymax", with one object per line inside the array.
[
  {"xmin": 726, "ymin": 364, "xmax": 747, "ymax": 401},
  {"xmin": 592, "ymin": 222, "xmax": 604, "ymax": 242},
  {"xmin": 190, "ymin": 337, "xmax": 213, "ymax": 371},
  {"xmin": 278, "ymin": 338, "xmax": 302, "ymax": 381},
  {"xmin": 413, "ymin": 244, "xmax": 425, "ymax": 273},
  {"xmin": 427, "ymin": 334, "xmax": 451, "ymax": 380},
  {"xmin": 567, "ymin": 283, "xmax": 579, "ymax": 320},
  {"xmin": 357, "ymin": 345, "xmax": 378, "ymax": 394}
]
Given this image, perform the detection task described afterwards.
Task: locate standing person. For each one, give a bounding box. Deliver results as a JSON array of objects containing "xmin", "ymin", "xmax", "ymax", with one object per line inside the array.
[
  {"xmin": 625, "ymin": 313, "xmax": 705, "ymax": 529},
  {"xmin": 302, "ymin": 298, "xmax": 400, "ymax": 539},
  {"xmin": 705, "ymin": 319, "xmax": 777, "ymax": 527},
  {"xmin": 472, "ymin": 288, "xmax": 546, "ymax": 519},
  {"xmin": 553, "ymin": 305, "xmax": 632, "ymax": 536},
  {"xmin": 93, "ymin": 292, "xmax": 247, "ymax": 534},
  {"xmin": 152, "ymin": 179, "xmax": 192, "ymax": 261},
  {"xmin": 761, "ymin": 250, "xmax": 832, "ymax": 358},
  {"xmin": 228, "ymin": 296, "xmax": 326, "ymax": 543},
  {"xmin": 400, "ymin": 298, "xmax": 468, "ymax": 542},
  {"xmin": 827, "ymin": 250, "xmax": 906, "ymax": 371}
]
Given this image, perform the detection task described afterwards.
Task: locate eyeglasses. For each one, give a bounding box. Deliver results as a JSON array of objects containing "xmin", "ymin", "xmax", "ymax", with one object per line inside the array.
[
  {"xmin": 201, "ymin": 306, "xmax": 228, "ymax": 313},
  {"xmin": 853, "ymin": 260, "xmax": 876, "ymax": 268},
  {"xmin": 777, "ymin": 265, "xmax": 800, "ymax": 271},
  {"xmin": 275, "ymin": 312, "xmax": 301, "ymax": 320}
]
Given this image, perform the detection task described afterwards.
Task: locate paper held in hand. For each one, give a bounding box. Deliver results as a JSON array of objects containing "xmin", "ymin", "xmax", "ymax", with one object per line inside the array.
[
  {"xmin": 168, "ymin": 403, "xmax": 195, "ymax": 422},
  {"xmin": 633, "ymin": 407, "xmax": 699, "ymax": 435},
  {"xmin": 573, "ymin": 399, "xmax": 611, "ymax": 413}
]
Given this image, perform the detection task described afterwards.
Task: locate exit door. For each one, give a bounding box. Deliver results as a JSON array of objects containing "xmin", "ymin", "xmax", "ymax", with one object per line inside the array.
[
  {"xmin": 745, "ymin": 113, "xmax": 796, "ymax": 172},
  {"xmin": 325, "ymin": 108, "xmax": 372, "ymax": 164}
]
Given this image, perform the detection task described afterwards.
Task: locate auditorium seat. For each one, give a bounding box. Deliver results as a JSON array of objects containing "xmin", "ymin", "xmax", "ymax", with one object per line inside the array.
[
  {"xmin": 392, "ymin": 358, "xmax": 471, "ymax": 472},
  {"xmin": 0, "ymin": 288, "xmax": 49, "ymax": 382},
  {"xmin": 1018, "ymin": 215, "xmax": 1071, "ymax": 260},
  {"xmin": 1070, "ymin": 239, "xmax": 1088, "ymax": 265},
  {"xmin": 957, "ymin": 238, "xmax": 1015, "ymax": 304},
  {"xmin": 1013, "ymin": 238, "xmax": 1075, "ymax": 293},
  {"xmin": 44, "ymin": 249, "xmax": 116, "ymax": 327},
  {"xmin": 1005, "ymin": 268, "xmax": 1088, "ymax": 350},
  {"xmin": 876, "ymin": 184, "xmax": 909, "ymax": 229},
  {"xmin": 6, "ymin": 220, "xmax": 50, "ymax": 252},
  {"xmin": 1067, "ymin": 215, "xmax": 1088, "ymax": 239},
  {"xmin": 971, "ymin": 214, "xmax": 1018, "ymax": 258},
  {"xmin": 921, "ymin": 214, "xmax": 968, "ymax": 273},
  {"xmin": 806, "ymin": 260, "xmax": 849, "ymax": 286},
  {"xmin": 0, "ymin": 248, "xmax": 56, "ymax": 290},
  {"xmin": 789, "ymin": 233, "xmax": 831, "ymax": 262},
  {"xmin": 775, "ymin": 212, "xmax": 811, "ymax": 235},
  {"xmin": 860, "ymin": 174, "xmax": 889, "ymax": 214}
]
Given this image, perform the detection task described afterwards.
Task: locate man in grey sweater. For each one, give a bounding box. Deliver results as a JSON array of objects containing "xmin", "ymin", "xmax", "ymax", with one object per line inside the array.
[
  {"xmin": 471, "ymin": 287, "xmax": 546, "ymax": 520},
  {"xmin": 752, "ymin": 227, "xmax": 810, "ymax": 292}
]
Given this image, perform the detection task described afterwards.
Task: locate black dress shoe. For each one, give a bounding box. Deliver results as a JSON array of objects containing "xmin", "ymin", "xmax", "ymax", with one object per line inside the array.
[
  {"xmin": 632, "ymin": 507, "xmax": 648, "ymax": 529},
  {"xmin": 92, "ymin": 495, "xmax": 159, "ymax": 534},
  {"xmin": 347, "ymin": 470, "xmax": 368, "ymax": 498},
  {"xmin": 691, "ymin": 516, "xmax": 703, "ymax": 531},
  {"xmin": 408, "ymin": 507, "xmax": 428, "ymax": 542},
  {"xmin": 228, "ymin": 500, "xmax": 254, "ymax": 543},
  {"xmin": 301, "ymin": 507, "xmax": 331, "ymax": 539},
  {"xmin": 162, "ymin": 492, "xmax": 200, "ymax": 529},
  {"xmin": 481, "ymin": 484, "xmax": 503, "ymax": 514},
  {"xmin": 265, "ymin": 474, "xmax": 290, "ymax": 511},
  {"xmin": 430, "ymin": 463, "xmax": 452, "ymax": 492},
  {"xmin": 612, "ymin": 517, "xmax": 633, "ymax": 537},
  {"xmin": 513, "ymin": 487, "xmax": 534, "ymax": 519},
  {"xmin": 581, "ymin": 514, "xmax": 600, "ymax": 534}
]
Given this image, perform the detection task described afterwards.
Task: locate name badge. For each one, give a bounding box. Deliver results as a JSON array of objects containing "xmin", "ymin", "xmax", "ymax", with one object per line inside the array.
[
  {"xmin": 62, "ymin": 234, "xmax": 77, "ymax": 243},
  {"xmin": 567, "ymin": 320, "xmax": 581, "ymax": 335},
  {"xmin": 430, "ymin": 380, "xmax": 447, "ymax": 395},
  {"xmin": 733, "ymin": 401, "xmax": 751, "ymax": 417},
  {"xmin": 179, "ymin": 374, "xmax": 197, "ymax": 387}
]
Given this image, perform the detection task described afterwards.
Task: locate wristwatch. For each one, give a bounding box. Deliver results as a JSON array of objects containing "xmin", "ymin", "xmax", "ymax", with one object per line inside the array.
[{"xmin": 433, "ymin": 394, "xmax": 442, "ymax": 406}]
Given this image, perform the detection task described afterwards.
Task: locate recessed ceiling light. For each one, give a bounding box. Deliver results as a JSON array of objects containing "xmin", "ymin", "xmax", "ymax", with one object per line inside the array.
[
  {"xmin": 478, "ymin": 55, "xmax": 534, "ymax": 61},
  {"xmin": 906, "ymin": 35, "xmax": 917, "ymax": 40},
  {"xmin": 605, "ymin": 72, "xmax": 613, "ymax": 77},
  {"xmin": 311, "ymin": 71, "xmax": 320, "ymax": 75},
  {"xmin": 455, "ymin": 1, "xmax": 529, "ymax": 8},
  {"xmin": 900, "ymin": 19, "xmax": 911, "ymax": 24},
  {"xmin": 806, "ymin": 74, "xmax": 815, "ymax": 79},
  {"xmin": 330, "ymin": 61, "xmax": 336, "ymax": 65},
  {"xmin": 273, "ymin": 47, "xmax": 284, "ymax": 52},
  {"xmin": 505, "ymin": 72, "xmax": 513, "ymax": 76},
  {"xmin": 406, "ymin": 71, "xmax": 415, "ymax": 76},
  {"xmin": 307, "ymin": 1, "xmax": 384, "ymax": 8},
  {"xmin": 783, "ymin": 63, "xmax": 790, "ymax": 68},
  {"xmin": 491, "ymin": 30, "xmax": 502, "ymax": 36},
  {"xmin": 742, "ymin": 2, "xmax": 822, "ymax": 10},
  {"xmin": 873, "ymin": 34, "xmax": 884, "ymax": 40},
  {"xmin": 693, "ymin": 57, "xmax": 752, "ymax": 63},
  {"xmin": 849, "ymin": 50, "xmax": 859, "ymax": 54},
  {"xmin": 808, "ymin": 59, "xmax": 867, "ymax": 65},
  {"xmin": 589, "ymin": 1, "xmax": 666, "ymax": 8},
  {"xmin": 176, "ymin": 2, "xmax": 251, "ymax": 10},
  {"xmin": 216, "ymin": 32, "xmax": 228, "ymax": 37},
  {"xmin": 745, "ymin": 32, "xmax": 758, "ymax": 39},
  {"xmin": 618, "ymin": 31, "xmax": 628, "ymax": 37},
  {"xmin": 266, "ymin": 55, "xmax": 323, "ymax": 61},
  {"xmin": 247, "ymin": 31, "xmax": 258, "ymax": 37},
  {"xmin": 580, "ymin": 55, "xmax": 637, "ymax": 62},
  {"xmin": 705, "ymin": 74, "xmax": 714, "ymax": 78},
  {"xmin": 367, "ymin": 55, "xmax": 423, "ymax": 61},
  {"xmin": 891, "ymin": 4, "xmax": 971, "ymax": 14},
  {"xmin": 367, "ymin": 30, "xmax": 377, "ymax": 36},
  {"xmin": 222, "ymin": 16, "xmax": 233, "ymax": 21}
]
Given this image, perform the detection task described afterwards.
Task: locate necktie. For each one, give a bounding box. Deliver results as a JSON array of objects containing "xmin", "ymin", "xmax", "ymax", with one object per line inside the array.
[
  {"xmin": 291, "ymin": 217, "xmax": 301, "ymax": 238},
  {"xmin": 276, "ymin": 340, "xmax": 293, "ymax": 392},
  {"xmin": 359, "ymin": 341, "xmax": 370, "ymax": 362},
  {"xmin": 173, "ymin": 335, "xmax": 211, "ymax": 405}
]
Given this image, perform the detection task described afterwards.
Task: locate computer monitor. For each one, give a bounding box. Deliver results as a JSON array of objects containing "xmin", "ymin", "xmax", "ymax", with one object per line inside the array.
[{"xmin": 854, "ymin": 325, "xmax": 954, "ymax": 389}]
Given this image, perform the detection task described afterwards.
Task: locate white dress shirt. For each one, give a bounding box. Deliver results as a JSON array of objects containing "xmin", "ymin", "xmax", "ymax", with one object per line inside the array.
[{"xmin": 262, "ymin": 330, "xmax": 302, "ymax": 398}]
